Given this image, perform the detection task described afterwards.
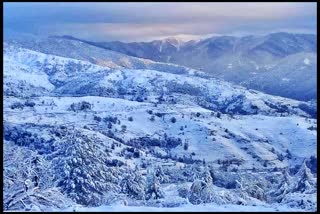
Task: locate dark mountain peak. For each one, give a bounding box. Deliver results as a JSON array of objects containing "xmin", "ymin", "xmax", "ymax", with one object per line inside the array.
[
  {"xmin": 269, "ymin": 32, "xmax": 293, "ymax": 37},
  {"xmin": 49, "ymin": 35, "xmax": 78, "ymax": 40},
  {"xmin": 266, "ymin": 32, "xmax": 316, "ymax": 42}
]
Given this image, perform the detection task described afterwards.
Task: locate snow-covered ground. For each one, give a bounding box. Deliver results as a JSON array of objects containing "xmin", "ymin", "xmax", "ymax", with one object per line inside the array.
[
  {"xmin": 63, "ymin": 203, "xmax": 306, "ymax": 212},
  {"xmin": 3, "ymin": 41, "xmax": 317, "ymax": 212}
]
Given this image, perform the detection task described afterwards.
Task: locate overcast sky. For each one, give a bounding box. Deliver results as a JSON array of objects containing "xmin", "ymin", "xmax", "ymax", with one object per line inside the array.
[{"xmin": 4, "ymin": 2, "xmax": 317, "ymax": 42}]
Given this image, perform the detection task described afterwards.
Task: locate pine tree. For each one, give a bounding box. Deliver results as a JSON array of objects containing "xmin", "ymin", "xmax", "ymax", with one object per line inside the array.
[
  {"xmin": 291, "ymin": 160, "xmax": 316, "ymax": 193},
  {"xmin": 3, "ymin": 142, "xmax": 73, "ymax": 211},
  {"xmin": 154, "ymin": 165, "xmax": 169, "ymax": 183},
  {"xmin": 183, "ymin": 142, "xmax": 189, "ymax": 150},
  {"xmin": 170, "ymin": 117, "xmax": 176, "ymax": 123},
  {"xmin": 145, "ymin": 168, "xmax": 164, "ymax": 200},
  {"xmin": 53, "ymin": 130, "xmax": 120, "ymax": 206},
  {"xmin": 267, "ymin": 168, "xmax": 292, "ymax": 203},
  {"xmin": 188, "ymin": 167, "xmax": 214, "ymax": 205},
  {"xmin": 120, "ymin": 167, "xmax": 146, "ymax": 200}
]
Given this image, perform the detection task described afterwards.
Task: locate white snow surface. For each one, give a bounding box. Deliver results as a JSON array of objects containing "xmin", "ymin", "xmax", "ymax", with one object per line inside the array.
[
  {"xmin": 3, "ymin": 41, "xmax": 317, "ymax": 212},
  {"xmin": 304, "ymin": 58, "xmax": 310, "ymax": 65},
  {"xmin": 63, "ymin": 203, "xmax": 306, "ymax": 212}
]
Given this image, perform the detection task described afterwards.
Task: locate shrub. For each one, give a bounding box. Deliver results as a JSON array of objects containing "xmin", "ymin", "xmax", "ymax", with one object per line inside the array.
[
  {"xmin": 107, "ymin": 122, "xmax": 112, "ymax": 129},
  {"xmin": 11, "ymin": 102, "xmax": 24, "ymax": 110},
  {"xmin": 184, "ymin": 142, "xmax": 189, "ymax": 151},
  {"xmin": 178, "ymin": 184, "xmax": 189, "ymax": 199},
  {"xmin": 263, "ymin": 161, "xmax": 268, "ymax": 167},
  {"xmin": 25, "ymin": 100, "xmax": 36, "ymax": 107},
  {"xmin": 155, "ymin": 112, "xmax": 165, "ymax": 117},
  {"xmin": 70, "ymin": 101, "xmax": 92, "ymax": 112},
  {"xmin": 121, "ymin": 125, "xmax": 127, "ymax": 132},
  {"xmin": 107, "ymin": 130, "xmax": 114, "ymax": 138},
  {"xmin": 307, "ymin": 126, "xmax": 317, "ymax": 131},
  {"xmin": 165, "ymin": 136, "xmax": 182, "ymax": 149},
  {"xmin": 136, "ymin": 97, "xmax": 144, "ymax": 102},
  {"xmin": 286, "ymin": 149, "xmax": 292, "ymax": 159},
  {"xmin": 133, "ymin": 150, "xmax": 140, "ymax": 158},
  {"xmin": 94, "ymin": 115, "xmax": 102, "ymax": 122},
  {"xmin": 127, "ymin": 136, "xmax": 181, "ymax": 149},
  {"xmin": 278, "ymin": 153, "xmax": 285, "ymax": 161},
  {"xmin": 306, "ymin": 155, "xmax": 317, "ymax": 173},
  {"xmin": 103, "ymin": 116, "xmax": 117, "ymax": 124}
]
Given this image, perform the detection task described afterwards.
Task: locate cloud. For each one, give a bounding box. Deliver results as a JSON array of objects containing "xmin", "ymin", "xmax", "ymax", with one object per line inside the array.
[{"xmin": 4, "ymin": 2, "xmax": 317, "ymax": 42}]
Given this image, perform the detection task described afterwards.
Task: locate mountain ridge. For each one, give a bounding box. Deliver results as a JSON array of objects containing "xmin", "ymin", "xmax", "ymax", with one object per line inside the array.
[{"xmin": 47, "ymin": 32, "xmax": 317, "ymax": 101}]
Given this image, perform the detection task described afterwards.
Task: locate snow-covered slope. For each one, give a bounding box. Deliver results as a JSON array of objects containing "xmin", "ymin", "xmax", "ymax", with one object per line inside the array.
[
  {"xmin": 3, "ymin": 42, "xmax": 317, "ymax": 212},
  {"xmin": 242, "ymin": 52, "xmax": 317, "ymax": 101},
  {"xmin": 4, "ymin": 37, "xmax": 204, "ymax": 77},
  {"xmin": 4, "ymin": 44, "xmax": 316, "ymax": 118},
  {"xmin": 75, "ymin": 32, "xmax": 316, "ymax": 101}
]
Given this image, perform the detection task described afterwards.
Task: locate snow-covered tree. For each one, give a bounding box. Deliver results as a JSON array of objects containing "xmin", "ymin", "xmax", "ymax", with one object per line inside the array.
[
  {"xmin": 177, "ymin": 183, "xmax": 190, "ymax": 199},
  {"xmin": 120, "ymin": 167, "xmax": 146, "ymax": 200},
  {"xmin": 145, "ymin": 168, "xmax": 164, "ymax": 200},
  {"xmin": 154, "ymin": 165, "xmax": 169, "ymax": 183},
  {"xmin": 51, "ymin": 129, "xmax": 120, "ymax": 206},
  {"xmin": 69, "ymin": 101, "xmax": 92, "ymax": 112},
  {"xmin": 4, "ymin": 141, "xmax": 73, "ymax": 211},
  {"xmin": 277, "ymin": 162, "xmax": 317, "ymax": 211},
  {"xmin": 188, "ymin": 168, "xmax": 215, "ymax": 205},
  {"xmin": 235, "ymin": 173, "xmax": 268, "ymax": 202},
  {"xmin": 266, "ymin": 168, "xmax": 293, "ymax": 203},
  {"xmin": 5, "ymin": 186, "xmax": 73, "ymax": 211},
  {"xmin": 290, "ymin": 160, "xmax": 316, "ymax": 194},
  {"xmin": 306, "ymin": 155, "xmax": 317, "ymax": 174}
]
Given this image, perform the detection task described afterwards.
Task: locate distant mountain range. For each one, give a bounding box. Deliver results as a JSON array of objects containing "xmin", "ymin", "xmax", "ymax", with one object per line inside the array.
[{"xmin": 51, "ymin": 32, "xmax": 316, "ymax": 101}]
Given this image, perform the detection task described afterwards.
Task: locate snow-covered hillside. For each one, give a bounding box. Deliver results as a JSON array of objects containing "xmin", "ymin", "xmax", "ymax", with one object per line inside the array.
[
  {"xmin": 4, "ymin": 44, "xmax": 316, "ymax": 118},
  {"xmin": 73, "ymin": 32, "xmax": 316, "ymax": 101},
  {"xmin": 3, "ymin": 43, "xmax": 317, "ymax": 212},
  {"xmin": 4, "ymin": 37, "xmax": 205, "ymax": 77}
]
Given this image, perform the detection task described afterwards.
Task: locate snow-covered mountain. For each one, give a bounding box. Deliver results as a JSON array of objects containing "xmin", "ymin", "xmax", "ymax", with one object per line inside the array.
[
  {"xmin": 4, "ymin": 35, "xmax": 204, "ymax": 77},
  {"xmin": 4, "ymin": 43, "xmax": 316, "ymax": 117},
  {"xmin": 65, "ymin": 32, "xmax": 316, "ymax": 101},
  {"xmin": 3, "ymin": 41, "xmax": 317, "ymax": 211}
]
